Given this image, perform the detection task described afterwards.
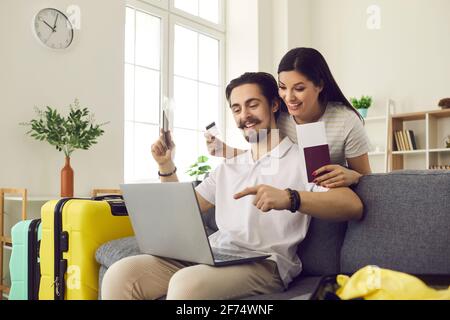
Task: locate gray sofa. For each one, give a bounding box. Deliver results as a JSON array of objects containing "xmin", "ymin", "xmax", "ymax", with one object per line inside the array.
[{"xmin": 96, "ymin": 170, "xmax": 450, "ymax": 299}]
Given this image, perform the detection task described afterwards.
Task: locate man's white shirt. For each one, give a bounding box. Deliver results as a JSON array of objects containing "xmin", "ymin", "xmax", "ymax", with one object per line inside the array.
[{"xmin": 195, "ymin": 137, "xmax": 328, "ymax": 287}]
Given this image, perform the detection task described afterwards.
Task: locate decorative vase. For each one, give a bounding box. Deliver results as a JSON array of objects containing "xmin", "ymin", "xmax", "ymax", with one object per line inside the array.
[
  {"xmin": 358, "ymin": 108, "xmax": 368, "ymax": 118},
  {"xmin": 61, "ymin": 156, "xmax": 74, "ymax": 197}
]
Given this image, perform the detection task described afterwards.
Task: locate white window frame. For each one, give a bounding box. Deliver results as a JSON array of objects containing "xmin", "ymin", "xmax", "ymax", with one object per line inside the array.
[
  {"xmin": 125, "ymin": 1, "xmax": 168, "ymax": 182},
  {"xmin": 136, "ymin": 0, "xmax": 169, "ymax": 10},
  {"xmin": 168, "ymin": 14, "xmax": 226, "ymax": 137},
  {"xmin": 125, "ymin": 0, "xmax": 226, "ymax": 182},
  {"xmin": 169, "ymin": 0, "xmax": 226, "ymax": 32}
]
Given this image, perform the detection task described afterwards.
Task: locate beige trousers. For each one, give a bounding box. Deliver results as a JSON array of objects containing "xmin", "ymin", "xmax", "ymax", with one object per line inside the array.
[{"xmin": 101, "ymin": 254, "xmax": 284, "ymax": 300}]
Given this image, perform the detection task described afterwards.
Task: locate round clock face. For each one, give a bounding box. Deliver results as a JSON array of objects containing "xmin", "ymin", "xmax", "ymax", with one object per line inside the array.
[{"xmin": 34, "ymin": 8, "xmax": 74, "ymax": 49}]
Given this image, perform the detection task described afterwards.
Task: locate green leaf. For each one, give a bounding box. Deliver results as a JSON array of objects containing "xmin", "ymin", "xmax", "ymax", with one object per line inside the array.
[
  {"xmin": 197, "ymin": 155, "xmax": 209, "ymax": 163},
  {"xmin": 198, "ymin": 165, "xmax": 211, "ymax": 172},
  {"xmin": 21, "ymin": 99, "xmax": 108, "ymax": 156}
]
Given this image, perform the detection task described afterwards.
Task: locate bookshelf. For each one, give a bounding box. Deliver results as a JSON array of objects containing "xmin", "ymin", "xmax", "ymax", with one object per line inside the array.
[
  {"xmin": 388, "ymin": 108, "xmax": 450, "ymax": 171},
  {"xmin": 364, "ymin": 100, "xmax": 394, "ymax": 173}
]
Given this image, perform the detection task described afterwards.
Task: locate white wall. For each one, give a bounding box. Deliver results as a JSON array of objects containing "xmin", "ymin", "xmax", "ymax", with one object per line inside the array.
[
  {"xmin": 225, "ymin": 0, "xmax": 261, "ymax": 148},
  {"xmin": 225, "ymin": 0, "xmax": 314, "ymax": 147},
  {"xmin": 0, "ymin": 0, "xmax": 125, "ymax": 197},
  {"xmin": 308, "ymin": 0, "xmax": 450, "ymax": 115},
  {"xmin": 228, "ymin": 0, "xmax": 450, "ymax": 116}
]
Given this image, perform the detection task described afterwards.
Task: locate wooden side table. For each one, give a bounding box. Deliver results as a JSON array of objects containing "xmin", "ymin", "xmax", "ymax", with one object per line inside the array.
[{"xmin": 0, "ymin": 188, "xmax": 27, "ymax": 300}]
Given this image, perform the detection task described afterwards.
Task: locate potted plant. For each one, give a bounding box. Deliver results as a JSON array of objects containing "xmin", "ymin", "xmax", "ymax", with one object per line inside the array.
[
  {"xmin": 350, "ymin": 95, "xmax": 373, "ymax": 118},
  {"xmin": 20, "ymin": 99, "xmax": 108, "ymax": 197},
  {"xmin": 186, "ymin": 155, "xmax": 212, "ymax": 187}
]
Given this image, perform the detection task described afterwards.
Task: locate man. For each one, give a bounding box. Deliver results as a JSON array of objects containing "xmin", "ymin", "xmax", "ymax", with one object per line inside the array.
[{"xmin": 101, "ymin": 72, "xmax": 363, "ymax": 300}]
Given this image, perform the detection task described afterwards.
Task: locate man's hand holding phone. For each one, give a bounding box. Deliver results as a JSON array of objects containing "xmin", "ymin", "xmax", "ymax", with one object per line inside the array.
[
  {"xmin": 162, "ymin": 110, "xmax": 174, "ymax": 149},
  {"xmin": 151, "ymin": 128, "xmax": 175, "ymax": 167}
]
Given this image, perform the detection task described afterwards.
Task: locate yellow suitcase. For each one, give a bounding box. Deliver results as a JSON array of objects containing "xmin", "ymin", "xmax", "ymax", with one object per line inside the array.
[{"xmin": 39, "ymin": 196, "xmax": 134, "ymax": 300}]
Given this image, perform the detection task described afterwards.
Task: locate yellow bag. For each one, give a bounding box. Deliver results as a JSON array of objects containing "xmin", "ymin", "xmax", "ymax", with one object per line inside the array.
[{"xmin": 336, "ymin": 266, "xmax": 450, "ymax": 300}]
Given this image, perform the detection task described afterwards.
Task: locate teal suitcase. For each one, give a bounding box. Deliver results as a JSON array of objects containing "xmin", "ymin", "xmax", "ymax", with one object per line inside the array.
[{"xmin": 9, "ymin": 219, "xmax": 42, "ymax": 300}]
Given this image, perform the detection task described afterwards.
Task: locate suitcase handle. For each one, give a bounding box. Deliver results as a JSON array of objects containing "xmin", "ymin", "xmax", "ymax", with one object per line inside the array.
[
  {"xmin": 91, "ymin": 195, "xmax": 129, "ymax": 216},
  {"xmin": 106, "ymin": 199, "xmax": 129, "ymax": 216}
]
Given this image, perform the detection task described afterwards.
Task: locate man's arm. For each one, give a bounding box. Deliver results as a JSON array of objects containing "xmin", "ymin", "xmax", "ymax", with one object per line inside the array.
[
  {"xmin": 151, "ymin": 130, "xmax": 179, "ymax": 182},
  {"xmin": 234, "ymin": 185, "xmax": 363, "ymax": 222},
  {"xmin": 157, "ymin": 162, "xmax": 179, "ymax": 183},
  {"xmin": 151, "ymin": 130, "xmax": 214, "ymax": 213}
]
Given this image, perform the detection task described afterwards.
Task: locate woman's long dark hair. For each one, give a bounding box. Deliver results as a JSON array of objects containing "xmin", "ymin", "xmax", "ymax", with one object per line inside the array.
[{"xmin": 278, "ymin": 47, "xmax": 363, "ymax": 122}]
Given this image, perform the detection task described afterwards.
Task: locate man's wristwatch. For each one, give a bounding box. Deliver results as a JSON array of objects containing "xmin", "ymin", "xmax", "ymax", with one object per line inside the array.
[{"xmin": 285, "ymin": 188, "xmax": 301, "ymax": 213}]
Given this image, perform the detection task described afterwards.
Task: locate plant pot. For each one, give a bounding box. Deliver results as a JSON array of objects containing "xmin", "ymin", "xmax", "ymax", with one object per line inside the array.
[
  {"xmin": 357, "ymin": 108, "xmax": 368, "ymax": 118},
  {"xmin": 61, "ymin": 156, "xmax": 74, "ymax": 197}
]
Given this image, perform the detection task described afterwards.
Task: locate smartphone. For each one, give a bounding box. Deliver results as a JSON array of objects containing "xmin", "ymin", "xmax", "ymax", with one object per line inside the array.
[{"xmin": 162, "ymin": 110, "xmax": 173, "ymax": 148}]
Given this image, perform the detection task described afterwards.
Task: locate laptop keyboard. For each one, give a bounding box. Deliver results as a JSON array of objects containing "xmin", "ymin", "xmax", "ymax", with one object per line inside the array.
[{"xmin": 213, "ymin": 252, "xmax": 245, "ymax": 261}]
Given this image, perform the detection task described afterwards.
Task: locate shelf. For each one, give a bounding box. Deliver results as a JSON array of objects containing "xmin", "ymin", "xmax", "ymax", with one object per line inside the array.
[
  {"xmin": 392, "ymin": 150, "xmax": 427, "ymax": 155},
  {"xmin": 429, "ymin": 148, "xmax": 450, "ymax": 153},
  {"xmin": 428, "ymin": 108, "xmax": 450, "ymax": 118},
  {"xmin": 392, "ymin": 112, "xmax": 426, "ymax": 121},
  {"xmin": 392, "ymin": 149, "xmax": 450, "ymax": 154}
]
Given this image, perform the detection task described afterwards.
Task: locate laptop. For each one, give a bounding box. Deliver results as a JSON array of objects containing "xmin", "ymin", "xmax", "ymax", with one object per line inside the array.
[{"xmin": 120, "ymin": 182, "xmax": 271, "ymax": 266}]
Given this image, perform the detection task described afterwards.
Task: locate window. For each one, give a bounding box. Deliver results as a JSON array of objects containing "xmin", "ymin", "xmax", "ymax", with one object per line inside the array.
[
  {"xmin": 125, "ymin": 0, "xmax": 225, "ymax": 182},
  {"xmin": 173, "ymin": 0, "xmax": 221, "ymax": 25}
]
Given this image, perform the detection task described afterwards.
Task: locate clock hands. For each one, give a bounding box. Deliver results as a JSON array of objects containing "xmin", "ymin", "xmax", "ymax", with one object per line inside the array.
[
  {"xmin": 53, "ymin": 13, "xmax": 59, "ymax": 31},
  {"xmin": 39, "ymin": 17, "xmax": 56, "ymax": 32}
]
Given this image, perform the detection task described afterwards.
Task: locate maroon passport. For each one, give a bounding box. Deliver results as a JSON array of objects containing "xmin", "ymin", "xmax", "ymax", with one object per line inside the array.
[{"xmin": 303, "ymin": 144, "xmax": 331, "ymax": 183}]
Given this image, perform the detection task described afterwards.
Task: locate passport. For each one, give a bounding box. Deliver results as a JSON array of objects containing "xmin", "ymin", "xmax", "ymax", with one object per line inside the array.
[
  {"xmin": 303, "ymin": 144, "xmax": 331, "ymax": 183},
  {"xmin": 296, "ymin": 121, "xmax": 331, "ymax": 184}
]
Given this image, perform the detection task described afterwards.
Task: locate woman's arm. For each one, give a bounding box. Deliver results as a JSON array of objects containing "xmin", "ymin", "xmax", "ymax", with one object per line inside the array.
[
  {"xmin": 313, "ymin": 153, "xmax": 372, "ymax": 188},
  {"xmin": 346, "ymin": 153, "xmax": 372, "ymax": 175}
]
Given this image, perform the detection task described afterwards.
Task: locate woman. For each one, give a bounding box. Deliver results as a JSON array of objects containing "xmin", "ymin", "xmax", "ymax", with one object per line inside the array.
[{"xmin": 206, "ymin": 47, "xmax": 371, "ymax": 188}]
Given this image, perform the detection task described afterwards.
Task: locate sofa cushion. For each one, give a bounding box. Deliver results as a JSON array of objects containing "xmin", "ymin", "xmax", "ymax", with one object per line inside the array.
[
  {"xmin": 341, "ymin": 170, "xmax": 450, "ymax": 274},
  {"xmin": 296, "ymin": 218, "xmax": 347, "ymax": 276},
  {"xmin": 241, "ymin": 276, "xmax": 322, "ymax": 300},
  {"xmin": 95, "ymin": 236, "xmax": 140, "ymax": 268}
]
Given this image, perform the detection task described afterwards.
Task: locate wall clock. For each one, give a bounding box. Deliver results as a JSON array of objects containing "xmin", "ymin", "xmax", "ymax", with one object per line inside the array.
[{"xmin": 33, "ymin": 8, "xmax": 74, "ymax": 49}]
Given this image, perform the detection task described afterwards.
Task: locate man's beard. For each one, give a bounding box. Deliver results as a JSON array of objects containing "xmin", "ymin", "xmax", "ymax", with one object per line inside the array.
[
  {"xmin": 244, "ymin": 127, "xmax": 272, "ymax": 143},
  {"xmin": 239, "ymin": 116, "xmax": 266, "ymax": 143}
]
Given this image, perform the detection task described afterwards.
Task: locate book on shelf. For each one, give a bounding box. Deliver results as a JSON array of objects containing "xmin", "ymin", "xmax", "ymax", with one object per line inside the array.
[
  {"xmin": 393, "ymin": 130, "xmax": 418, "ymax": 151},
  {"xmin": 394, "ymin": 131, "xmax": 404, "ymax": 151},
  {"xmin": 403, "ymin": 130, "xmax": 412, "ymax": 150},
  {"xmin": 394, "ymin": 131, "xmax": 399, "ymax": 151},
  {"xmin": 393, "ymin": 132, "xmax": 398, "ymax": 151},
  {"xmin": 400, "ymin": 130, "xmax": 410, "ymax": 151},
  {"xmin": 399, "ymin": 131, "xmax": 406, "ymax": 151},
  {"xmin": 405, "ymin": 130, "xmax": 412, "ymax": 151},
  {"xmin": 408, "ymin": 130, "xmax": 417, "ymax": 150}
]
